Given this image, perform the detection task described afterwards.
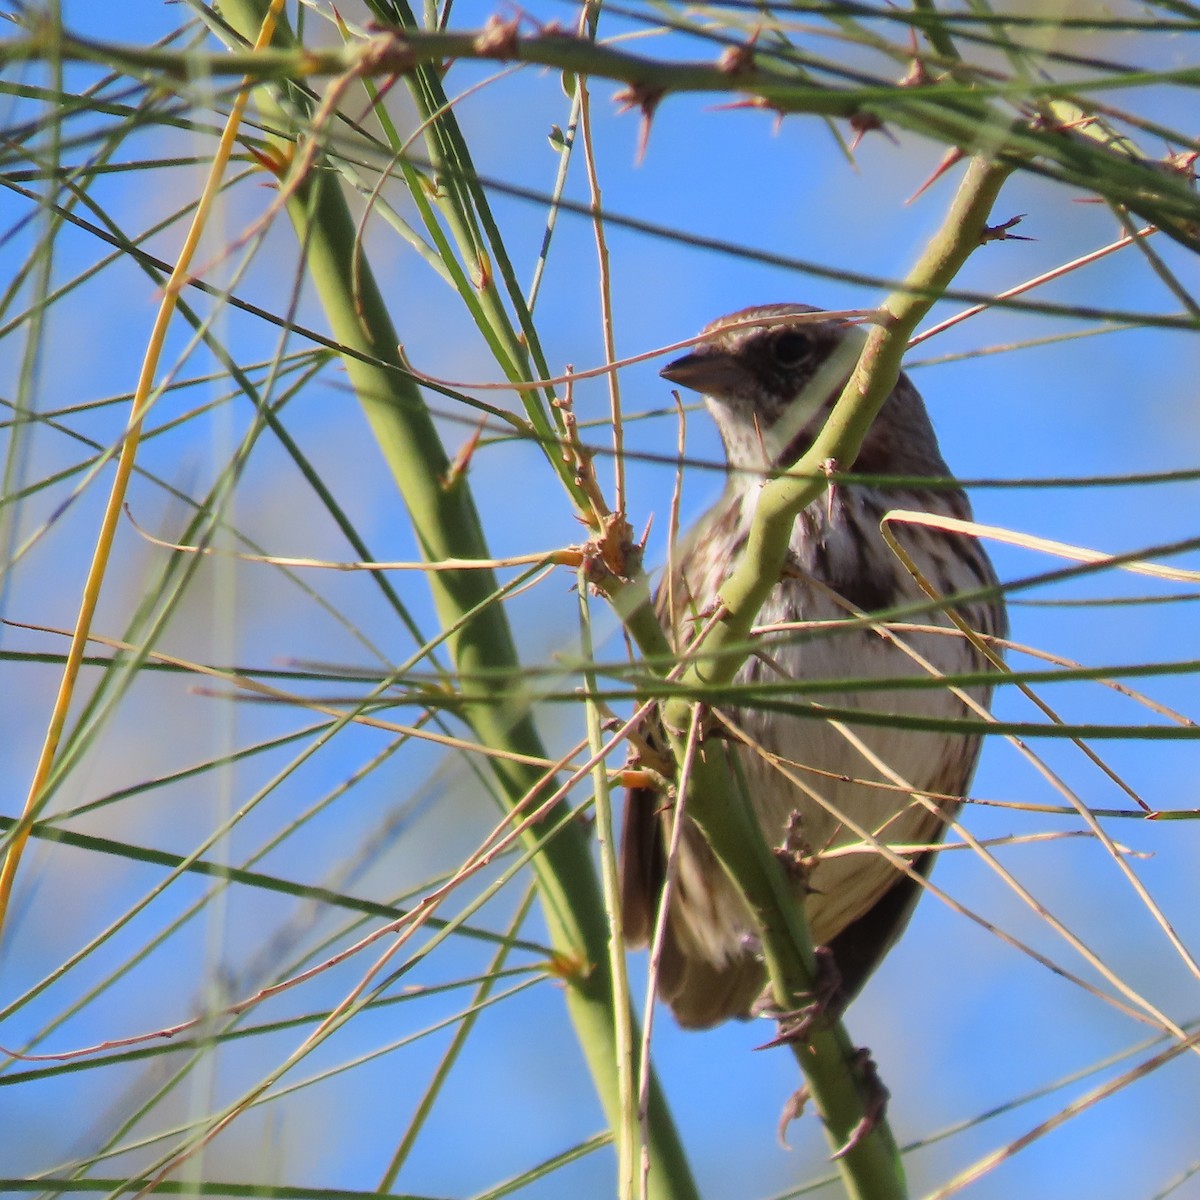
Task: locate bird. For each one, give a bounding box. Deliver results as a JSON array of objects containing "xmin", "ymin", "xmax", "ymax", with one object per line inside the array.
[{"xmin": 619, "ymin": 303, "xmax": 1006, "ymax": 1029}]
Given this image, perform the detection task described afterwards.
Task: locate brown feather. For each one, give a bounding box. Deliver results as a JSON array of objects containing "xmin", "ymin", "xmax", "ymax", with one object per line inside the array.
[{"xmin": 619, "ymin": 304, "xmax": 1005, "ymax": 1028}]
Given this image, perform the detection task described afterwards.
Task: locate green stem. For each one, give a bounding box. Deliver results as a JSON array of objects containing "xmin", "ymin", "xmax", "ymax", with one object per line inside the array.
[
  {"xmin": 660, "ymin": 156, "xmax": 1014, "ymax": 1199},
  {"xmin": 215, "ymin": 4, "xmax": 697, "ymax": 1196}
]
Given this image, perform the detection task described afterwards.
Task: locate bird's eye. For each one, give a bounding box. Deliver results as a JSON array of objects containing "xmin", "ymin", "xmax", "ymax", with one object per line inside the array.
[{"xmin": 771, "ymin": 331, "xmax": 809, "ymax": 367}]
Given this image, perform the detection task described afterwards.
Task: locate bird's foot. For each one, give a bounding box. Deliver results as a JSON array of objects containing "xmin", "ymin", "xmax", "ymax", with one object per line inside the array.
[
  {"xmin": 752, "ymin": 945, "xmax": 844, "ymax": 1049},
  {"xmin": 831, "ymin": 1048, "xmax": 891, "ymax": 1159},
  {"xmin": 775, "ymin": 1048, "xmax": 890, "ymax": 1155}
]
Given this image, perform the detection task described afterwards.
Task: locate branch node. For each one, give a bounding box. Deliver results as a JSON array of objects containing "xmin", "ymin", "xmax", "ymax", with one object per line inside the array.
[
  {"xmin": 546, "ymin": 948, "xmax": 593, "ymax": 984},
  {"xmin": 717, "ymin": 28, "xmax": 760, "ymax": 76},
  {"xmin": 474, "ymin": 14, "xmax": 521, "ymax": 59}
]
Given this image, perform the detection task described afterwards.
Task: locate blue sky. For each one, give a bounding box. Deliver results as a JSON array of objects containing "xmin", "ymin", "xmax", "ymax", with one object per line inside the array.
[{"xmin": 3, "ymin": 3, "xmax": 1200, "ymax": 1198}]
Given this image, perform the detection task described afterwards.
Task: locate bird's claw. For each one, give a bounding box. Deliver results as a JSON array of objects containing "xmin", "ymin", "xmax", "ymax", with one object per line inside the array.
[
  {"xmin": 831, "ymin": 1048, "xmax": 890, "ymax": 1159},
  {"xmin": 777, "ymin": 1084, "xmax": 810, "ymax": 1148},
  {"xmin": 776, "ymin": 1048, "xmax": 890, "ymax": 1156},
  {"xmin": 753, "ymin": 946, "xmax": 844, "ymax": 1049}
]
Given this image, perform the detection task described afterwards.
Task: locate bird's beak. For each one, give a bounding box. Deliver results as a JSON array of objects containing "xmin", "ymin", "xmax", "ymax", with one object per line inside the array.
[{"xmin": 660, "ymin": 349, "xmax": 751, "ymax": 397}]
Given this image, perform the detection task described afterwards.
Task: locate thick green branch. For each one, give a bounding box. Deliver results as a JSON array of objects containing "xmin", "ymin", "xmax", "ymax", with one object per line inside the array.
[
  {"xmin": 214, "ymin": 3, "xmax": 697, "ymax": 1196},
  {"xmin": 8, "ymin": 18, "xmax": 1200, "ymax": 246},
  {"xmin": 15, "ymin": 23, "xmax": 1200, "ymax": 105},
  {"xmin": 657, "ymin": 156, "xmax": 1013, "ymax": 1199}
]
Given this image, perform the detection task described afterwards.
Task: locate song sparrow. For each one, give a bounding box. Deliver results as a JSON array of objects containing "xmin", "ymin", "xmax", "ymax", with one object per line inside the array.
[{"xmin": 620, "ymin": 304, "xmax": 1006, "ymax": 1029}]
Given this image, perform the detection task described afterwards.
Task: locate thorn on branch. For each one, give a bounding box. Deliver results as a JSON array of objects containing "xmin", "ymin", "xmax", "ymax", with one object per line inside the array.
[
  {"xmin": 1162, "ymin": 146, "xmax": 1199, "ymax": 183},
  {"xmin": 847, "ymin": 111, "xmax": 897, "ymax": 153},
  {"xmin": 819, "ymin": 456, "xmax": 838, "ymax": 525},
  {"xmin": 551, "ymin": 381, "xmax": 608, "ymax": 530},
  {"xmin": 980, "ymin": 213, "xmax": 1033, "ymax": 243},
  {"xmin": 614, "ymin": 82, "xmax": 665, "ymax": 164},
  {"xmin": 547, "ymin": 948, "xmax": 592, "ymax": 983},
  {"xmin": 441, "ymin": 416, "xmax": 487, "ymax": 490},
  {"xmin": 473, "ymin": 250, "xmax": 492, "ymax": 290},
  {"xmin": 898, "ymin": 57, "xmax": 932, "ymax": 90},
  {"xmin": 526, "ymin": 16, "xmax": 567, "ymax": 37},
  {"xmin": 636, "ymin": 511, "xmax": 654, "ymax": 555},
  {"xmin": 1027, "ymin": 108, "xmax": 1098, "ymax": 137},
  {"xmin": 244, "ymin": 141, "xmax": 291, "ymax": 177},
  {"xmin": 898, "ymin": 24, "xmax": 933, "ymax": 91},
  {"xmin": 906, "ymin": 146, "xmax": 965, "ymax": 203},
  {"xmin": 710, "ymin": 94, "xmax": 786, "ymax": 134}
]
